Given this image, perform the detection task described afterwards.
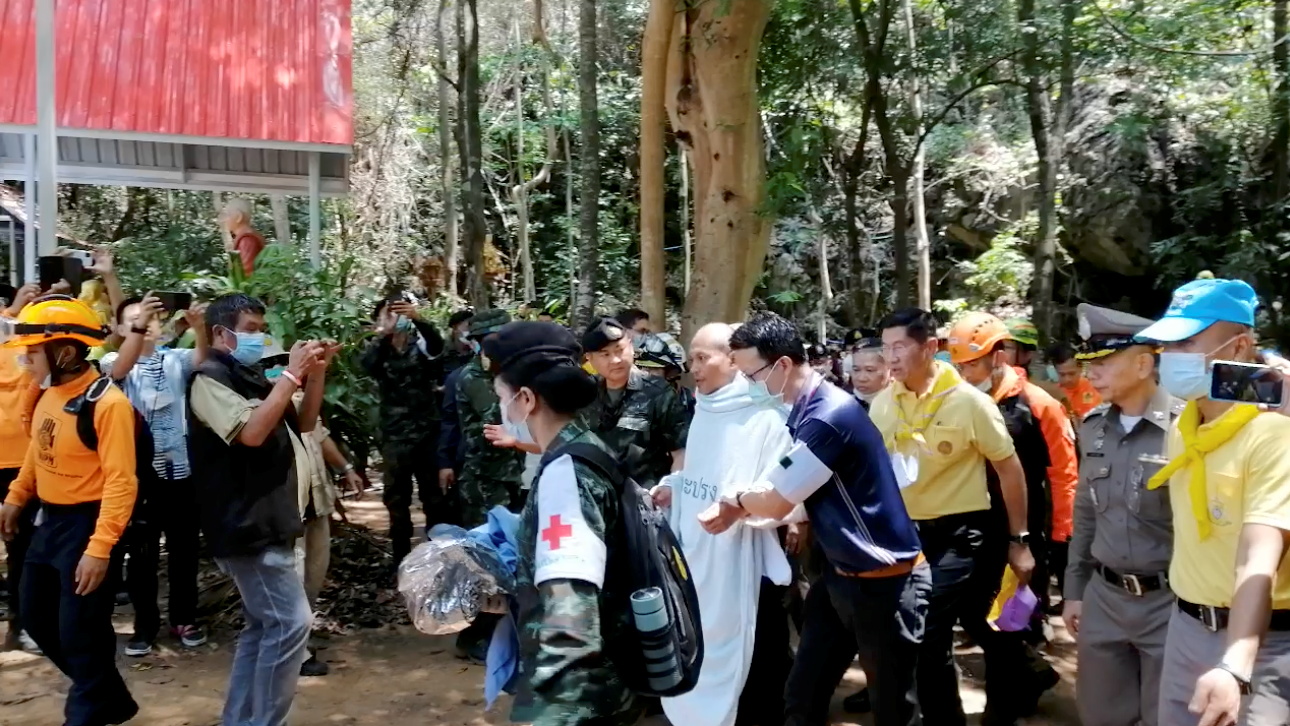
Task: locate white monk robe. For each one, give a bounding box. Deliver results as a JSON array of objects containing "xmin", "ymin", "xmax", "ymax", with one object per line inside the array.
[{"xmin": 657, "ymin": 375, "xmax": 796, "ymax": 726}]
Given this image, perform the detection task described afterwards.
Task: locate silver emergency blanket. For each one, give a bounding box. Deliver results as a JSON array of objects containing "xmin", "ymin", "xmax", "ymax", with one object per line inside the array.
[{"xmin": 398, "ymin": 525, "xmax": 515, "ymax": 635}]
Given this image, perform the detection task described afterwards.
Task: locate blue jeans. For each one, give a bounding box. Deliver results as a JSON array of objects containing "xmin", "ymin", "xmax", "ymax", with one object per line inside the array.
[{"xmin": 217, "ymin": 545, "xmax": 312, "ymax": 726}]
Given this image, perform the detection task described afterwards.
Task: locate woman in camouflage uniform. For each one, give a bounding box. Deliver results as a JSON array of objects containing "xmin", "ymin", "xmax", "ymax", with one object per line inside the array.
[{"xmin": 482, "ymin": 322, "xmax": 640, "ymax": 726}]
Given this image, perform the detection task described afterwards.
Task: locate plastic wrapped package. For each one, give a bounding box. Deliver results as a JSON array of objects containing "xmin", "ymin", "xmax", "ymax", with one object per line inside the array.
[{"xmin": 398, "ymin": 525, "xmax": 516, "ymax": 635}]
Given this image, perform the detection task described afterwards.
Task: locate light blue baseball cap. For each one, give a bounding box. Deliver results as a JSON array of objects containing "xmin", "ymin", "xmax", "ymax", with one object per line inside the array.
[{"xmin": 1135, "ymin": 279, "xmax": 1258, "ymax": 343}]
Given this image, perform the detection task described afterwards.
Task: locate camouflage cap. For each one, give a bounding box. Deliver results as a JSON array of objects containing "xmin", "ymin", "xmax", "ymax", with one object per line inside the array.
[
  {"xmin": 1005, "ymin": 318, "xmax": 1040, "ymax": 347},
  {"xmin": 581, "ymin": 317, "xmax": 628, "ymax": 353},
  {"xmin": 469, "ymin": 308, "xmax": 511, "ymax": 339}
]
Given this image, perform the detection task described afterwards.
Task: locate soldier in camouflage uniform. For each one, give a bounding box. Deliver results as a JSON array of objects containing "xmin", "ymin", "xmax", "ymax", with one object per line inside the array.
[
  {"xmin": 360, "ymin": 296, "xmax": 448, "ymax": 566},
  {"xmin": 580, "ymin": 318, "xmax": 690, "ymax": 489},
  {"xmin": 454, "ymin": 308, "xmax": 524, "ymax": 527},
  {"xmin": 483, "ymin": 321, "xmax": 640, "ymax": 726}
]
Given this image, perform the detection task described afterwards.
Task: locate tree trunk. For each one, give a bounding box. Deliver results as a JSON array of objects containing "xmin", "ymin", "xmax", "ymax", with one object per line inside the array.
[
  {"xmin": 508, "ymin": 4, "xmax": 558, "ymax": 305},
  {"xmin": 438, "ymin": 0, "xmax": 459, "ymax": 294},
  {"xmin": 639, "ymin": 0, "xmax": 675, "ymax": 328},
  {"xmin": 902, "ymin": 0, "xmax": 931, "ymax": 309},
  {"xmin": 573, "ymin": 0, "xmax": 600, "ymax": 329},
  {"xmin": 666, "ymin": 0, "xmax": 773, "ymax": 339},
  {"xmin": 270, "ymin": 194, "xmax": 291, "ymax": 245},
  {"xmin": 848, "ymin": 0, "xmax": 909, "ymax": 306},
  {"xmin": 843, "ymin": 172, "xmax": 865, "ymax": 324},
  {"xmin": 1019, "ymin": 0, "xmax": 1057, "ymax": 340},
  {"xmin": 565, "ymin": 127, "xmax": 578, "ymax": 318},
  {"xmin": 457, "ymin": 0, "xmax": 488, "ymax": 307},
  {"xmin": 680, "ymin": 145, "xmax": 692, "ymax": 293},
  {"xmin": 1274, "ymin": 0, "xmax": 1289, "ymax": 212}
]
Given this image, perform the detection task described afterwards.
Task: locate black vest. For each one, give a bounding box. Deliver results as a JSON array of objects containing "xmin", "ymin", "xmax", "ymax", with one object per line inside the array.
[{"xmin": 187, "ymin": 352, "xmax": 302, "ymax": 558}]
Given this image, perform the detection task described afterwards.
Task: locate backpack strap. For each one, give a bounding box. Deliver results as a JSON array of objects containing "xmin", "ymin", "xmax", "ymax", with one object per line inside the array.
[
  {"xmin": 558, "ymin": 442, "xmax": 627, "ymax": 490},
  {"xmin": 62, "ymin": 376, "xmax": 113, "ymax": 452}
]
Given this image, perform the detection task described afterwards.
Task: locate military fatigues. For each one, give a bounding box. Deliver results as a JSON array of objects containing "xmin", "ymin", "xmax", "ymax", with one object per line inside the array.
[
  {"xmin": 580, "ymin": 368, "xmax": 690, "ymax": 490},
  {"xmin": 1064, "ymin": 303, "xmax": 1180, "ymax": 726},
  {"xmin": 360, "ymin": 319, "xmax": 451, "ymax": 563},
  {"xmin": 512, "ymin": 422, "xmax": 639, "ymax": 726},
  {"xmin": 454, "ymin": 355, "xmax": 524, "ymax": 527}
]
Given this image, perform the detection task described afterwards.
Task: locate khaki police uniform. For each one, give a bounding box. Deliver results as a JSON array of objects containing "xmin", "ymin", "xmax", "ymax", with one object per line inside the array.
[{"xmin": 1065, "ymin": 303, "xmax": 1180, "ymax": 726}]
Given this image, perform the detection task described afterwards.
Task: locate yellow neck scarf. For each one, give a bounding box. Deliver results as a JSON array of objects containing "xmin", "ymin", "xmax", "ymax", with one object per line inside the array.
[
  {"xmin": 1147, "ymin": 401, "xmax": 1261, "ymax": 540},
  {"xmin": 893, "ymin": 361, "xmax": 962, "ymax": 451}
]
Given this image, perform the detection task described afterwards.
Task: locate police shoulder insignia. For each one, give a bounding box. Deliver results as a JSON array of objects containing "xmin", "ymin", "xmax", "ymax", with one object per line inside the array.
[{"xmin": 1082, "ymin": 403, "xmax": 1110, "ymax": 422}]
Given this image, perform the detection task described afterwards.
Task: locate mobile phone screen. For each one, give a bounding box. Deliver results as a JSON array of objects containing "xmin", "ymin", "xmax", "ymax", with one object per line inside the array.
[
  {"xmin": 1210, "ymin": 361, "xmax": 1284, "ymax": 406},
  {"xmin": 38, "ymin": 256, "xmax": 83, "ymax": 296},
  {"xmin": 156, "ymin": 291, "xmax": 193, "ymax": 312}
]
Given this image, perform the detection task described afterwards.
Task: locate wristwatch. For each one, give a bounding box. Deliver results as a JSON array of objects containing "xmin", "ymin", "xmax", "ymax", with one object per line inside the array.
[
  {"xmin": 1218, "ymin": 663, "xmax": 1254, "ymax": 695},
  {"xmin": 1008, "ymin": 531, "xmax": 1032, "ymax": 545},
  {"xmin": 735, "ymin": 490, "xmax": 747, "ymax": 510},
  {"xmin": 130, "ymin": 326, "xmax": 149, "ymax": 335}
]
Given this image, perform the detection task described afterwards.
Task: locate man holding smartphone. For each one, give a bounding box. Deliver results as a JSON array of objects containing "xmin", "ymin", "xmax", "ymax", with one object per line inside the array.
[
  {"xmin": 1134, "ymin": 278, "xmax": 1290, "ymax": 726},
  {"xmin": 103, "ymin": 293, "xmax": 209, "ymax": 656}
]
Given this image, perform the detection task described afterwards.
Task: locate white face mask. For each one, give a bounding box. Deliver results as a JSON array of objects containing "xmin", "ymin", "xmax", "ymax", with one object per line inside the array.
[
  {"xmin": 975, "ymin": 378, "xmax": 993, "ymax": 394},
  {"xmin": 1159, "ymin": 335, "xmax": 1243, "ymax": 401},
  {"xmin": 501, "ymin": 391, "xmax": 535, "ymax": 444}
]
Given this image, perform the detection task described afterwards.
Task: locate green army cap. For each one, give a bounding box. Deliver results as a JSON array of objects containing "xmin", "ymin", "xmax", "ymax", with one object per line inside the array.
[{"xmin": 469, "ymin": 308, "xmax": 511, "ymax": 339}]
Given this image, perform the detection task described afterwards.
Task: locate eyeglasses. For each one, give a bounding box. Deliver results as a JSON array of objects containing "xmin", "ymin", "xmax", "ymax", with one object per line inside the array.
[
  {"xmin": 747, "ymin": 361, "xmax": 776, "ymax": 381},
  {"xmin": 881, "ymin": 341, "xmax": 918, "ymax": 358}
]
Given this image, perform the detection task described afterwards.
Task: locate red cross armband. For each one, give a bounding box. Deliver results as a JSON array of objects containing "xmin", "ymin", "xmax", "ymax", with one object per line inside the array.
[{"xmin": 534, "ymin": 454, "xmax": 607, "ymax": 587}]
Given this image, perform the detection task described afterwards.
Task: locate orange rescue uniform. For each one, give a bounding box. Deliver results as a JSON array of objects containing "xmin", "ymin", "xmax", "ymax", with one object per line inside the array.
[
  {"xmin": 4, "ymin": 369, "xmax": 138, "ymax": 560},
  {"xmin": 1014, "ymin": 367, "xmax": 1079, "ymax": 542},
  {"xmin": 0, "ymin": 345, "xmax": 41, "ymax": 468},
  {"xmin": 1060, "ymin": 377, "xmax": 1102, "ymax": 420}
]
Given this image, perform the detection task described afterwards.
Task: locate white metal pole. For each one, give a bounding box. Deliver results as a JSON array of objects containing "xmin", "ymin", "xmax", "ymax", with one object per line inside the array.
[
  {"xmin": 7, "ymin": 219, "xmax": 15, "ymax": 286},
  {"xmin": 23, "ymin": 134, "xmax": 36, "ymax": 283},
  {"xmin": 308, "ymin": 152, "xmax": 321, "ymax": 268},
  {"xmin": 36, "ymin": 0, "xmax": 57, "ymax": 256}
]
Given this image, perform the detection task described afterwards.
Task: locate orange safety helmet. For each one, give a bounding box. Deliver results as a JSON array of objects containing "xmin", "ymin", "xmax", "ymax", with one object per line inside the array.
[
  {"xmin": 2, "ymin": 295, "xmax": 110, "ymax": 349},
  {"xmin": 946, "ymin": 312, "xmax": 1011, "ymax": 364}
]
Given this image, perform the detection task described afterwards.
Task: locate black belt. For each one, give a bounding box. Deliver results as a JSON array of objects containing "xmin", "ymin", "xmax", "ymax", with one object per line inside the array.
[
  {"xmin": 1096, "ymin": 563, "xmax": 1168, "ymax": 597},
  {"xmin": 1177, "ymin": 598, "xmax": 1290, "ymax": 633}
]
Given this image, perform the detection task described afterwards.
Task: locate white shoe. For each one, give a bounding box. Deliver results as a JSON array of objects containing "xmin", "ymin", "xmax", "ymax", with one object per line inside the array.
[{"xmin": 18, "ymin": 630, "xmax": 40, "ymax": 654}]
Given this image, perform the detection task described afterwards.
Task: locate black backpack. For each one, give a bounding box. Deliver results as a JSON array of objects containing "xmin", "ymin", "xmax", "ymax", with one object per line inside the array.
[
  {"xmin": 556, "ymin": 442, "xmax": 704, "ymax": 698},
  {"xmin": 61, "ymin": 376, "xmax": 158, "ymax": 509}
]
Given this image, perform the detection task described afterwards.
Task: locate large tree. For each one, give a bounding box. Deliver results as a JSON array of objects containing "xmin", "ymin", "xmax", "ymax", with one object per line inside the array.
[
  {"xmin": 662, "ymin": 0, "xmax": 774, "ymax": 337},
  {"xmin": 573, "ymin": 0, "xmax": 600, "ymax": 328},
  {"xmin": 638, "ymin": 0, "xmax": 673, "ymax": 327},
  {"xmin": 456, "ymin": 0, "xmax": 488, "ymax": 307}
]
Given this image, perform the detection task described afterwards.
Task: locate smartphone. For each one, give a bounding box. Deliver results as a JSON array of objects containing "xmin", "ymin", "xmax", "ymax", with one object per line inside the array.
[
  {"xmin": 154, "ymin": 291, "xmax": 193, "ymax": 313},
  {"xmin": 65, "ymin": 249, "xmax": 94, "ymax": 267},
  {"xmin": 38, "ymin": 256, "xmax": 83, "ymax": 296},
  {"xmin": 400, "ymin": 291, "xmax": 419, "ymax": 306},
  {"xmin": 1210, "ymin": 360, "xmax": 1285, "ymax": 407}
]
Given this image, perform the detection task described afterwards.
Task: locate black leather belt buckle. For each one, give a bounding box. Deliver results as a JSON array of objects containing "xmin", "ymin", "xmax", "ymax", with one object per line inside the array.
[{"xmin": 1199, "ymin": 604, "xmax": 1223, "ymax": 633}]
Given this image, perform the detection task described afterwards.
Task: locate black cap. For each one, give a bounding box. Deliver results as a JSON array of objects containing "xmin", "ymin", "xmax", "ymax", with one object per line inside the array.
[
  {"xmin": 483, "ymin": 321, "xmax": 583, "ymax": 383},
  {"xmin": 581, "ymin": 317, "xmax": 628, "ymax": 353}
]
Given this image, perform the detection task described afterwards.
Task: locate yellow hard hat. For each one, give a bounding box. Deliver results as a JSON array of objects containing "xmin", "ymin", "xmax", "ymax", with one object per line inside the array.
[{"xmin": 2, "ymin": 295, "xmax": 110, "ymax": 348}]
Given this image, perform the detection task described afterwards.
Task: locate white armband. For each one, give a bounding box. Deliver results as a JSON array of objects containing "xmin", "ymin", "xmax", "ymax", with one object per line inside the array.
[
  {"xmin": 534, "ymin": 455, "xmax": 607, "ymax": 588},
  {"xmin": 767, "ymin": 441, "xmax": 835, "ymax": 504}
]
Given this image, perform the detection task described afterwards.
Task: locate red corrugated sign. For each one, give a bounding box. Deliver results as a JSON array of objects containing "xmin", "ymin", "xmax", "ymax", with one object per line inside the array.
[{"xmin": 0, "ymin": 0, "xmax": 353, "ymax": 147}]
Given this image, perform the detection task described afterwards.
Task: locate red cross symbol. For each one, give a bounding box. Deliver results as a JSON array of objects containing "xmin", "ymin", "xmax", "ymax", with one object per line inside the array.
[{"xmin": 541, "ymin": 515, "xmax": 573, "ymax": 550}]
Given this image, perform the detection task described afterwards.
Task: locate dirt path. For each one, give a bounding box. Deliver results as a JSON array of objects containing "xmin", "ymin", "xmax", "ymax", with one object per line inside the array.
[{"xmin": 0, "ymin": 500, "xmax": 1083, "ymax": 726}]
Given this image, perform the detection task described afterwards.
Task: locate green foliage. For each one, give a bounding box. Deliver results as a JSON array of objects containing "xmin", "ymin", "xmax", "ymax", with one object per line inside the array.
[{"xmin": 938, "ymin": 216, "xmax": 1037, "ymax": 315}]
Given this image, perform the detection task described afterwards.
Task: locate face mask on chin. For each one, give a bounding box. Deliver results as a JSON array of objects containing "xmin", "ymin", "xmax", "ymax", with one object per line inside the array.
[{"xmin": 974, "ymin": 377, "xmax": 993, "ymax": 394}]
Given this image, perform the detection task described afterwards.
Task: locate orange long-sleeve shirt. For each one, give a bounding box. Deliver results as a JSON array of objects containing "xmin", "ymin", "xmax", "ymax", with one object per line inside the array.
[
  {"xmin": 1060, "ymin": 377, "xmax": 1102, "ymax": 420},
  {"xmin": 1015, "ymin": 368, "xmax": 1079, "ymax": 542},
  {"xmin": 0, "ymin": 346, "xmax": 41, "ymax": 469},
  {"xmin": 5, "ymin": 369, "xmax": 138, "ymax": 559}
]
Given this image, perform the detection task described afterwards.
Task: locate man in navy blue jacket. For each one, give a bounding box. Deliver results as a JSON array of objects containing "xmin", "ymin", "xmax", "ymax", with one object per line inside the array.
[{"xmin": 702, "ymin": 312, "xmax": 929, "ymax": 726}]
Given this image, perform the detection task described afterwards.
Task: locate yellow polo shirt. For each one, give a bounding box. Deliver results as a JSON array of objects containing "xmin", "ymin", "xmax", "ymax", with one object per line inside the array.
[
  {"xmin": 1166, "ymin": 408, "xmax": 1290, "ymax": 609},
  {"xmin": 869, "ymin": 362, "xmax": 1016, "ymax": 520}
]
